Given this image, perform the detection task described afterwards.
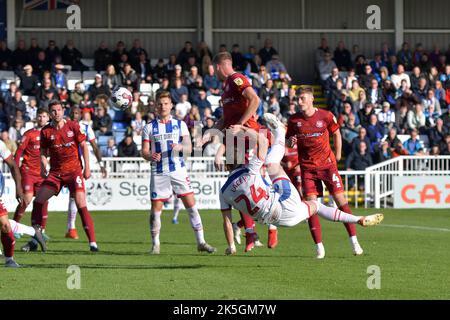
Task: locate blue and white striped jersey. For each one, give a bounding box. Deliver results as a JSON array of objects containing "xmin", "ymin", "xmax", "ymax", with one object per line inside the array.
[{"xmin": 142, "ymin": 117, "xmax": 190, "ymax": 174}]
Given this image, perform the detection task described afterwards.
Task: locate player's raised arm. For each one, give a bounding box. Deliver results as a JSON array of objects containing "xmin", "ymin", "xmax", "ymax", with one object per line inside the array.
[{"xmin": 239, "ymin": 87, "xmax": 260, "ymax": 126}]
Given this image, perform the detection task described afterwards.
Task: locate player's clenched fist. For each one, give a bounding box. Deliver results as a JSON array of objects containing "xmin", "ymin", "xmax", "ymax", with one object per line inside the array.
[{"xmin": 287, "ymin": 136, "xmax": 297, "ymax": 148}]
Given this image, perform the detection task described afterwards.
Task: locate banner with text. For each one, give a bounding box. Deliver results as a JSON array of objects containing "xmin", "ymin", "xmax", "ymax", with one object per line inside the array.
[
  {"xmin": 2, "ymin": 176, "xmax": 227, "ymax": 212},
  {"xmin": 393, "ymin": 176, "xmax": 450, "ymax": 209}
]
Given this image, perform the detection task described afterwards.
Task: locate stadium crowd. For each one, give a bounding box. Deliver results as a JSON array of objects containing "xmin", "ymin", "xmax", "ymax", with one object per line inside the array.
[{"xmin": 1, "ymin": 37, "xmax": 450, "ymax": 170}]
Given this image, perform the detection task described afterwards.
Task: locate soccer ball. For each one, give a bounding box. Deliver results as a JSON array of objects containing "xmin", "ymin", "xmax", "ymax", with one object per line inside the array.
[{"xmin": 111, "ymin": 87, "xmax": 132, "ymax": 110}]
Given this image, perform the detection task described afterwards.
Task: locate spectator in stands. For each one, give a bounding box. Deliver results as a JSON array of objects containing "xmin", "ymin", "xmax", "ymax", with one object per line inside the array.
[
  {"xmin": 341, "ymin": 112, "xmax": 361, "ymax": 152},
  {"xmin": 259, "ymin": 38, "xmax": 278, "ymax": 66},
  {"xmin": 397, "ymin": 42, "xmax": 412, "ymax": 71},
  {"xmin": 53, "ymin": 64, "xmax": 68, "ymax": 89},
  {"xmin": 378, "ymin": 102, "xmax": 396, "ymax": 133},
  {"xmin": 40, "ymin": 90, "xmax": 57, "ymax": 109},
  {"xmin": 0, "ymin": 103, "xmax": 8, "ymax": 131},
  {"xmin": 333, "ymin": 41, "xmax": 352, "ymax": 71},
  {"xmin": 103, "ymin": 137, "xmax": 118, "ymax": 157},
  {"xmin": 344, "ymin": 68, "xmax": 357, "ymax": 91},
  {"xmin": 403, "ymin": 128, "xmax": 423, "ymax": 155},
  {"xmin": 428, "ymin": 66, "xmax": 440, "ymax": 88},
  {"xmin": 395, "ymin": 103, "xmax": 409, "ymax": 134},
  {"xmin": 112, "ymin": 41, "xmax": 127, "ymax": 70},
  {"xmin": 265, "ymin": 54, "xmax": 287, "ymax": 80},
  {"xmin": 425, "ymin": 103, "xmax": 441, "ymax": 128},
  {"xmin": 102, "ymin": 64, "xmax": 120, "ymax": 91},
  {"xmin": 17, "ymin": 65, "xmax": 39, "ymax": 96},
  {"xmin": 135, "ymin": 52, "xmax": 152, "ymax": 83},
  {"xmin": 352, "ymin": 127, "xmax": 371, "ymax": 152},
  {"xmin": 1, "ymin": 82, "xmax": 18, "ymax": 106},
  {"xmin": 349, "ymin": 80, "xmax": 365, "ymax": 102},
  {"xmin": 412, "ymin": 43, "xmax": 426, "ymax": 66},
  {"xmin": 441, "ymin": 105, "xmax": 450, "ymax": 129},
  {"xmin": 423, "ymin": 89, "xmax": 442, "ymax": 115},
  {"xmin": 385, "ymin": 127, "xmax": 401, "ymax": 150},
  {"xmin": 184, "ymin": 105, "xmax": 201, "ymax": 134},
  {"xmin": 346, "ymin": 141, "xmax": 373, "ymax": 171},
  {"xmin": 34, "ymin": 50, "xmax": 50, "ymax": 77},
  {"xmin": 358, "ymin": 103, "xmax": 375, "ymax": 128},
  {"xmin": 409, "ymin": 66, "xmax": 424, "ymax": 92},
  {"xmin": 318, "ymin": 52, "xmax": 337, "ymax": 82},
  {"xmin": 369, "ymin": 53, "xmax": 386, "ymax": 76},
  {"xmin": 367, "ymin": 79, "xmax": 384, "ymax": 106},
  {"xmin": 0, "ymin": 40, "xmax": 12, "ymax": 70},
  {"xmin": 94, "ymin": 41, "xmax": 112, "ymax": 72},
  {"xmin": 177, "ymin": 41, "xmax": 197, "ymax": 67},
  {"xmin": 26, "ymin": 98, "xmax": 38, "ymax": 123},
  {"xmin": 156, "ymin": 77, "xmax": 170, "ymax": 96},
  {"xmin": 194, "ymin": 89, "xmax": 211, "ymax": 117},
  {"xmin": 315, "ymin": 38, "xmax": 330, "ymax": 69},
  {"xmin": 338, "ymin": 102, "xmax": 360, "ymax": 127},
  {"xmin": 280, "ymin": 87, "xmax": 297, "ymax": 112},
  {"xmin": 380, "ymin": 42, "xmax": 394, "ymax": 64},
  {"xmin": 323, "ymin": 67, "xmax": 341, "ymax": 97},
  {"xmin": 440, "ymin": 135, "xmax": 450, "ymax": 155},
  {"xmin": 118, "ymin": 135, "xmax": 139, "ymax": 157},
  {"xmin": 259, "ymin": 79, "xmax": 279, "ymax": 105},
  {"xmin": 392, "ymin": 64, "xmax": 411, "ymax": 90},
  {"xmin": 153, "ymin": 58, "xmax": 168, "ymax": 83},
  {"xmin": 11, "ymin": 39, "xmax": 28, "ymax": 70},
  {"xmin": 93, "ymin": 105, "xmax": 112, "ymax": 135},
  {"xmin": 186, "ymin": 66, "xmax": 203, "ymax": 102},
  {"xmin": 128, "ymin": 39, "xmax": 148, "ymax": 70},
  {"xmin": 391, "ymin": 140, "xmax": 409, "ymax": 157},
  {"xmin": 419, "ymin": 53, "xmax": 432, "ymax": 74},
  {"xmin": 434, "ymin": 80, "xmax": 446, "ymax": 105},
  {"xmin": 170, "ymin": 78, "xmax": 188, "ymax": 104},
  {"xmin": 282, "ymin": 101, "xmax": 298, "ymax": 122},
  {"xmin": 175, "ymin": 94, "xmax": 191, "ymax": 120},
  {"xmin": 366, "ymin": 114, "xmax": 384, "ymax": 150},
  {"xmin": 61, "ymin": 40, "xmax": 87, "ymax": 71},
  {"xmin": 353, "ymin": 90, "xmax": 367, "ymax": 114},
  {"xmin": 131, "ymin": 111, "xmax": 145, "ymax": 136},
  {"xmin": 0, "ymin": 130, "xmax": 17, "ymax": 154},
  {"xmin": 429, "ymin": 118, "xmax": 448, "ymax": 147},
  {"xmin": 79, "ymin": 92, "xmax": 93, "ymax": 113},
  {"xmin": 267, "ymin": 94, "xmax": 281, "ymax": 119},
  {"xmin": 203, "ymin": 135, "xmax": 221, "ymax": 157},
  {"xmin": 359, "ymin": 65, "xmax": 376, "ymax": 89},
  {"xmin": 170, "ymin": 64, "xmax": 185, "ymax": 86},
  {"xmin": 44, "ymin": 40, "xmax": 60, "ymax": 65},
  {"xmin": 430, "ymin": 144, "xmax": 440, "ymax": 156},
  {"xmin": 89, "ymin": 74, "xmax": 110, "ymax": 98},
  {"xmin": 8, "ymin": 118, "xmax": 25, "ymax": 143},
  {"xmin": 230, "ymin": 44, "xmax": 245, "ymax": 71},
  {"xmin": 354, "ymin": 54, "xmax": 368, "ymax": 76},
  {"xmin": 6, "ymin": 90, "xmax": 27, "ymax": 126},
  {"xmin": 407, "ymin": 103, "xmax": 427, "ymax": 133},
  {"xmin": 375, "ymin": 140, "xmax": 392, "ymax": 163},
  {"xmin": 119, "ymin": 63, "xmax": 139, "ymax": 90},
  {"xmin": 382, "ymin": 79, "xmax": 397, "ymax": 106}
]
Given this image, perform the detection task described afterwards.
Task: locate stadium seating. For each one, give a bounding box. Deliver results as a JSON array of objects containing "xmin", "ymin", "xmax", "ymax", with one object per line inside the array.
[{"xmin": 112, "ymin": 121, "xmax": 127, "ymax": 131}]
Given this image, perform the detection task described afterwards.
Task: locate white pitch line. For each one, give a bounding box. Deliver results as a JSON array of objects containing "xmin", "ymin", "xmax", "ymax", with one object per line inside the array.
[{"xmin": 380, "ymin": 224, "xmax": 450, "ymax": 233}]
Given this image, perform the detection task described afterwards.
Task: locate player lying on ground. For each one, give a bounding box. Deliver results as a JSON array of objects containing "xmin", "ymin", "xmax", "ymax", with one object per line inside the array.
[
  {"xmin": 0, "ymin": 139, "xmax": 45, "ymax": 267},
  {"xmin": 65, "ymin": 106, "xmax": 107, "ymax": 240},
  {"xmin": 287, "ymin": 86, "xmax": 364, "ymax": 258},
  {"xmin": 27, "ymin": 100, "xmax": 98, "ymax": 252},
  {"xmin": 13, "ymin": 108, "xmax": 50, "ymax": 244},
  {"xmin": 141, "ymin": 91, "xmax": 216, "ymax": 255},
  {"xmin": 219, "ymin": 124, "xmax": 383, "ymax": 255}
]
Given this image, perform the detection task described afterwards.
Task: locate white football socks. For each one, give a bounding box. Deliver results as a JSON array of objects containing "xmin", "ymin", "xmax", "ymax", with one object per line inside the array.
[
  {"xmin": 9, "ymin": 219, "xmax": 35, "ymax": 237},
  {"xmin": 68, "ymin": 197, "xmax": 77, "ymax": 230},
  {"xmin": 150, "ymin": 210, "xmax": 162, "ymax": 246},
  {"xmin": 313, "ymin": 201, "xmax": 361, "ymax": 224},
  {"xmin": 173, "ymin": 197, "xmax": 181, "ymax": 221},
  {"xmin": 187, "ymin": 206, "xmax": 205, "ymax": 245}
]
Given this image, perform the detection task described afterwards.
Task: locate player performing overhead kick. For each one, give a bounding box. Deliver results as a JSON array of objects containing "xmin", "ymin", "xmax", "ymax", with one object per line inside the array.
[
  {"xmin": 287, "ymin": 86, "xmax": 365, "ymax": 258},
  {"xmin": 29, "ymin": 100, "xmax": 98, "ymax": 252},
  {"xmin": 219, "ymin": 121, "xmax": 383, "ymax": 255},
  {"xmin": 141, "ymin": 91, "xmax": 216, "ymax": 255}
]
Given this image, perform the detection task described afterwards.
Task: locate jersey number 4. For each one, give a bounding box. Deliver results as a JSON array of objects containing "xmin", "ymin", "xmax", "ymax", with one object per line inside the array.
[{"xmin": 234, "ymin": 185, "xmax": 269, "ymax": 216}]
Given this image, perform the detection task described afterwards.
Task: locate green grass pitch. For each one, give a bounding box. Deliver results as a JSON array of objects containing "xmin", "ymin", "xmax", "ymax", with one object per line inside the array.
[{"xmin": 2, "ymin": 209, "xmax": 450, "ymax": 299}]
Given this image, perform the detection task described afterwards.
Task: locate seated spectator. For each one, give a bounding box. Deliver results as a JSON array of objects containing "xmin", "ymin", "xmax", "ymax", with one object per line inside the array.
[
  {"xmin": 369, "ymin": 53, "xmax": 386, "ymax": 76},
  {"xmin": 61, "ymin": 40, "xmax": 87, "ymax": 71},
  {"xmin": 53, "ymin": 64, "xmax": 68, "ymax": 89},
  {"xmin": 89, "ymin": 74, "xmax": 110, "ymax": 98},
  {"xmin": 79, "ymin": 92, "xmax": 93, "ymax": 113},
  {"xmin": 267, "ymin": 94, "xmax": 281, "ymax": 119},
  {"xmin": 175, "ymin": 94, "xmax": 191, "ymax": 120},
  {"xmin": 131, "ymin": 111, "xmax": 145, "ymax": 136},
  {"xmin": 397, "ymin": 42, "xmax": 413, "ymax": 71},
  {"xmin": 413, "ymin": 77, "xmax": 428, "ymax": 101},
  {"xmin": 385, "ymin": 127, "xmax": 401, "ymax": 150},
  {"xmin": 441, "ymin": 135, "xmax": 450, "ymax": 155},
  {"xmin": 409, "ymin": 66, "xmax": 423, "ymax": 91},
  {"xmin": 39, "ymin": 90, "xmax": 57, "ymax": 109},
  {"xmin": 182, "ymin": 56, "xmax": 200, "ymax": 75},
  {"xmin": 382, "ymin": 79, "xmax": 397, "ymax": 106},
  {"xmin": 186, "ymin": 66, "xmax": 203, "ymax": 102},
  {"xmin": 375, "ymin": 141, "xmax": 392, "ymax": 163},
  {"xmin": 419, "ymin": 53, "xmax": 432, "ymax": 73},
  {"xmin": 103, "ymin": 64, "xmax": 121, "ymax": 91},
  {"xmin": 26, "ymin": 98, "xmax": 38, "ymax": 123},
  {"xmin": 8, "ymin": 118, "xmax": 25, "ymax": 142},
  {"xmin": 323, "ymin": 67, "xmax": 342, "ymax": 97},
  {"xmin": 195, "ymin": 89, "xmax": 211, "ymax": 117},
  {"xmin": 338, "ymin": 102, "xmax": 360, "ymax": 127},
  {"xmin": 33, "ymin": 50, "xmax": 50, "ymax": 78},
  {"xmin": 392, "ymin": 141, "xmax": 409, "ymax": 157},
  {"xmin": 377, "ymin": 102, "xmax": 396, "ymax": 133},
  {"xmin": 176, "ymin": 41, "xmax": 197, "ymax": 67},
  {"xmin": 407, "ymin": 103, "xmax": 427, "ymax": 133},
  {"xmin": 1, "ymin": 82, "xmax": 18, "ymax": 106},
  {"xmin": 253, "ymin": 65, "xmax": 271, "ymax": 90},
  {"xmin": 170, "ymin": 64, "xmax": 186, "ymax": 86},
  {"xmin": 346, "ymin": 141, "xmax": 373, "ymax": 170},
  {"xmin": 352, "ymin": 127, "xmax": 371, "ymax": 152},
  {"xmin": 429, "ymin": 144, "xmax": 440, "ymax": 156},
  {"xmin": 120, "ymin": 63, "xmax": 138, "ymax": 90},
  {"xmin": 94, "ymin": 41, "xmax": 112, "ymax": 72},
  {"xmin": 170, "ymin": 78, "xmax": 189, "ymax": 104},
  {"xmin": 349, "ymin": 80, "xmax": 365, "ymax": 102},
  {"xmin": 118, "ymin": 135, "xmax": 139, "ymax": 157},
  {"xmin": 366, "ymin": 114, "xmax": 384, "ymax": 150},
  {"xmin": 380, "ymin": 42, "xmax": 394, "ymax": 64},
  {"xmin": 259, "ymin": 79, "xmax": 279, "ymax": 104},
  {"xmin": 280, "ymin": 87, "xmax": 297, "ymax": 112},
  {"xmin": 333, "ymin": 41, "xmax": 352, "ymax": 71},
  {"xmin": 128, "ymin": 39, "xmax": 148, "ymax": 70},
  {"xmin": 125, "ymin": 91, "xmax": 149, "ymax": 123},
  {"xmin": 327, "ymin": 78, "xmax": 344, "ymax": 112},
  {"xmin": 395, "ymin": 103, "xmax": 409, "ymax": 134},
  {"xmin": 231, "ymin": 44, "xmax": 245, "ymax": 71},
  {"xmin": 367, "ymin": 79, "xmax": 384, "ymax": 106},
  {"xmin": 153, "ymin": 58, "xmax": 169, "ymax": 83},
  {"xmin": 358, "ymin": 103, "xmax": 375, "ymax": 128},
  {"xmin": 69, "ymin": 81, "xmax": 84, "ymax": 105},
  {"xmin": 359, "ymin": 65, "xmax": 376, "ymax": 89},
  {"xmin": 0, "ymin": 40, "xmax": 12, "ymax": 70},
  {"xmin": 27, "ymin": 38, "xmax": 41, "ymax": 68},
  {"xmin": 342, "ymin": 113, "xmax": 361, "ymax": 150},
  {"xmin": 258, "ymin": 38, "xmax": 278, "ymax": 66},
  {"xmin": 44, "ymin": 40, "xmax": 61, "ymax": 66},
  {"xmin": 391, "ymin": 64, "xmax": 411, "ymax": 90},
  {"xmin": 428, "ymin": 66, "xmax": 440, "ymax": 88},
  {"xmin": 103, "ymin": 137, "xmax": 118, "ymax": 157},
  {"xmin": 318, "ymin": 52, "xmax": 337, "ymax": 82},
  {"xmin": 314, "ymin": 37, "xmax": 330, "ymax": 69},
  {"xmin": 0, "ymin": 103, "xmax": 8, "ymax": 131},
  {"xmin": 11, "ymin": 39, "xmax": 28, "ymax": 70},
  {"xmin": 266, "ymin": 54, "xmax": 288, "ymax": 80},
  {"xmin": 281, "ymin": 101, "xmax": 298, "ymax": 122},
  {"xmin": 423, "ymin": 89, "xmax": 442, "ymax": 115},
  {"xmin": 354, "ymin": 54, "xmax": 368, "ymax": 76},
  {"xmin": 441, "ymin": 105, "xmax": 450, "ymax": 129},
  {"xmin": 403, "ymin": 128, "xmax": 424, "ymax": 155},
  {"xmin": 387, "ymin": 56, "xmax": 398, "ymax": 75},
  {"xmin": 93, "ymin": 105, "xmax": 112, "ymax": 135},
  {"xmin": 184, "ymin": 105, "xmax": 201, "ymax": 133},
  {"xmin": 344, "ymin": 68, "xmax": 357, "ymax": 91},
  {"xmin": 6, "ymin": 90, "xmax": 27, "ymax": 126},
  {"xmin": 203, "ymin": 64, "xmax": 221, "ymax": 96},
  {"xmin": 425, "ymin": 103, "xmax": 441, "ymax": 127},
  {"xmin": 429, "ymin": 118, "xmax": 448, "ymax": 147},
  {"xmin": 17, "ymin": 65, "xmax": 39, "ymax": 96},
  {"xmin": 434, "ymin": 80, "xmax": 446, "ymax": 105},
  {"xmin": 0, "ymin": 130, "xmax": 17, "ymax": 154},
  {"xmin": 112, "ymin": 41, "xmax": 128, "ymax": 71},
  {"xmin": 135, "ymin": 52, "xmax": 152, "ymax": 83}
]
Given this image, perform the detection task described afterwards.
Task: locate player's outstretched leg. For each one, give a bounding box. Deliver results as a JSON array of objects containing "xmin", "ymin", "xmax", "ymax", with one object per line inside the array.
[
  {"xmin": 9, "ymin": 220, "xmax": 47, "ymax": 252},
  {"xmin": 1, "ymin": 215, "xmax": 19, "ymax": 268},
  {"xmin": 308, "ymin": 214, "xmax": 325, "ymax": 259},
  {"xmin": 334, "ymin": 193, "xmax": 363, "ymax": 255},
  {"xmin": 66, "ymin": 197, "xmax": 79, "ymax": 239}
]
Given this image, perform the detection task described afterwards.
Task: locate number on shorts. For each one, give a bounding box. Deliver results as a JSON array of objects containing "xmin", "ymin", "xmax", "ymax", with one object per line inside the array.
[
  {"xmin": 332, "ymin": 173, "xmax": 341, "ymax": 188},
  {"xmin": 76, "ymin": 176, "xmax": 83, "ymax": 187}
]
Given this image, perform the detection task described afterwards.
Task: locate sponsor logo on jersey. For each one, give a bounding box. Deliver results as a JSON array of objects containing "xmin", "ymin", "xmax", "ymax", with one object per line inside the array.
[
  {"xmin": 233, "ymin": 77, "xmax": 244, "ymax": 86},
  {"xmin": 296, "ymin": 122, "xmax": 302, "ymax": 127},
  {"xmin": 50, "ymin": 135, "xmax": 55, "ymax": 140},
  {"xmin": 36, "ymin": 136, "xmax": 40, "ymax": 141},
  {"xmin": 298, "ymin": 132, "xmax": 323, "ymax": 139},
  {"xmin": 172, "ymin": 125, "xmax": 179, "ymax": 131},
  {"xmin": 86, "ymin": 182, "xmax": 112, "ymax": 206},
  {"xmin": 67, "ymin": 130, "xmax": 74, "ymax": 138},
  {"xmin": 316, "ymin": 120, "xmax": 324, "ymax": 128}
]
